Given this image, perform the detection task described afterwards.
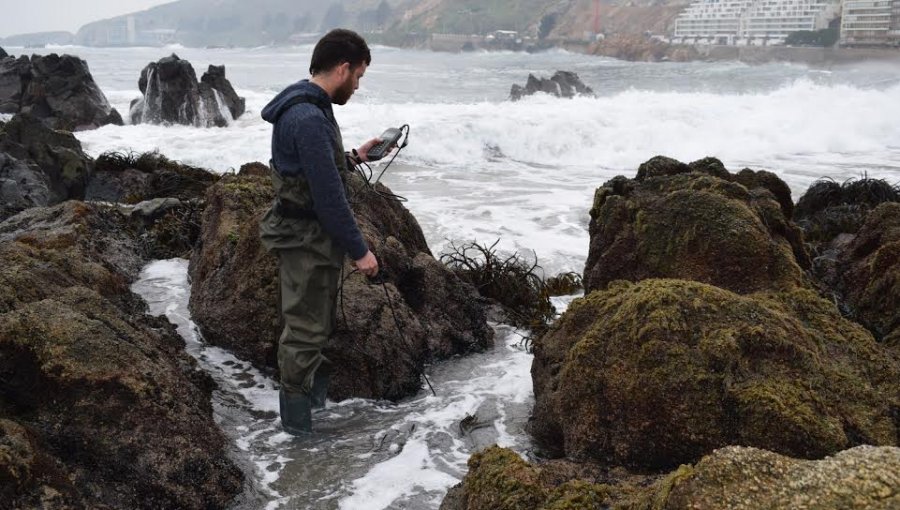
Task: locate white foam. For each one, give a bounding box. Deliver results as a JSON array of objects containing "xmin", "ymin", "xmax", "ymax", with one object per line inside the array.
[{"xmin": 78, "ymin": 81, "xmax": 900, "ymax": 274}]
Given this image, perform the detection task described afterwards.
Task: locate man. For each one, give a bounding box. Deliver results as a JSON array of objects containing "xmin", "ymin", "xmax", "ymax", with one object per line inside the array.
[{"xmin": 259, "ymin": 29, "xmax": 382, "ymax": 435}]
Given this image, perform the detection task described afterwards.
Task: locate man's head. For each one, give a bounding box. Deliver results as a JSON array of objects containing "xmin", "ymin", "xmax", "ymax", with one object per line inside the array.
[{"xmin": 310, "ymin": 29, "xmax": 371, "ymax": 105}]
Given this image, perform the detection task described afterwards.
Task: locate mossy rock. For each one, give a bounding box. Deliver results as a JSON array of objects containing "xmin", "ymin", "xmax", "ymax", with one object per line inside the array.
[
  {"xmin": 188, "ymin": 173, "xmax": 493, "ymax": 401},
  {"xmin": 0, "ymin": 201, "xmax": 243, "ymax": 508},
  {"xmin": 530, "ymin": 279, "xmax": 899, "ymax": 470},
  {"xmin": 585, "ymin": 159, "xmax": 809, "ymax": 295},
  {"xmin": 645, "ymin": 446, "xmax": 900, "ymax": 510},
  {"xmin": 840, "ymin": 202, "xmax": 900, "ymax": 346},
  {"xmin": 443, "ymin": 446, "xmax": 615, "ymax": 510}
]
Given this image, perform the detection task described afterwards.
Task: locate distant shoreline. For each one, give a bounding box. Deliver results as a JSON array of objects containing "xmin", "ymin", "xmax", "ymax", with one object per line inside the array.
[
  {"xmin": 5, "ymin": 39, "xmax": 900, "ymax": 67},
  {"xmin": 689, "ymin": 45, "xmax": 900, "ymax": 66}
]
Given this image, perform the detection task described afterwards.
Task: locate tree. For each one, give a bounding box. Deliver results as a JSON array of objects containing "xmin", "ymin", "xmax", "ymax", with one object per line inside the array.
[{"xmin": 785, "ymin": 28, "xmax": 839, "ymax": 47}]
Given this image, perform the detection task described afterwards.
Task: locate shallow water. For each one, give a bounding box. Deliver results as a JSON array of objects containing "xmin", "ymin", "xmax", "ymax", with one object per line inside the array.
[{"xmin": 131, "ymin": 259, "xmax": 577, "ymax": 509}]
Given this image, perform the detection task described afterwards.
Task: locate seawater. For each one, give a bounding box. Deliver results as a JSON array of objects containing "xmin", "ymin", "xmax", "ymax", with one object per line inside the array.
[
  {"xmin": 132, "ymin": 259, "xmax": 573, "ymax": 509},
  {"xmin": 19, "ymin": 43, "xmax": 897, "ymax": 509}
]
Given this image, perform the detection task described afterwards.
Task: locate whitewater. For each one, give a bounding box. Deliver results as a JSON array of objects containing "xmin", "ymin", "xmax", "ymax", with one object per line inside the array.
[{"xmin": 9, "ymin": 43, "xmax": 898, "ymax": 509}]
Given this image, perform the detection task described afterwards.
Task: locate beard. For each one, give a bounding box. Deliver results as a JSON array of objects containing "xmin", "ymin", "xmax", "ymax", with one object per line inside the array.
[{"xmin": 332, "ymin": 74, "xmax": 355, "ymax": 105}]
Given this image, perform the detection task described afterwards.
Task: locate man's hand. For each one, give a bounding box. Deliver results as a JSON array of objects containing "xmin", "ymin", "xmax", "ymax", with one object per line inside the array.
[
  {"xmin": 356, "ymin": 137, "xmax": 396, "ymax": 163},
  {"xmin": 355, "ymin": 250, "xmax": 379, "ymax": 277}
]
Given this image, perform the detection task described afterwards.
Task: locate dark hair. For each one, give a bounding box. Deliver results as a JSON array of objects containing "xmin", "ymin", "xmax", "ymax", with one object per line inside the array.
[{"xmin": 309, "ymin": 29, "xmax": 371, "ymax": 75}]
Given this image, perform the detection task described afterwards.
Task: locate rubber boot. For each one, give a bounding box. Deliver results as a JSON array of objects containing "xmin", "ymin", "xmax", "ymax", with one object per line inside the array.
[
  {"xmin": 279, "ymin": 390, "xmax": 312, "ymax": 435},
  {"xmin": 310, "ymin": 365, "xmax": 331, "ymax": 409}
]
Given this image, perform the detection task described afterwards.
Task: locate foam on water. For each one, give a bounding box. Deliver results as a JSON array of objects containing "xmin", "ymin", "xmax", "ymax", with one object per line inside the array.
[
  {"xmin": 132, "ymin": 259, "xmax": 570, "ymax": 509},
  {"xmin": 78, "ymin": 80, "xmax": 900, "ymax": 274}
]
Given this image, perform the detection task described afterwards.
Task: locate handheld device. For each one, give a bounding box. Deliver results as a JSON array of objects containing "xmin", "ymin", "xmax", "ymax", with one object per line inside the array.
[{"xmin": 366, "ymin": 127, "xmax": 404, "ymax": 161}]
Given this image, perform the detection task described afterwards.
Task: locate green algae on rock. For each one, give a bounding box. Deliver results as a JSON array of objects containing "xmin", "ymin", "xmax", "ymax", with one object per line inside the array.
[
  {"xmin": 0, "ymin": 202, "xmax": 242, "ymax": 508},
  {"xmin": 840, "ymin": 202, "xmax": 900, "ymax": 347},
  {"xmin": 440, "ymin": 446, "xmax": 616, "ymax": 510},
  {"xmin": 530, "ymin": 279, "xmax": 899, "ymax": 471},
  {"xmin": 585, "ymin": 157, "xmax": 810, "ymax": 296},
  {"xmin": 647, "ymin": 446, "xmax": 900, "ymax": 510}
]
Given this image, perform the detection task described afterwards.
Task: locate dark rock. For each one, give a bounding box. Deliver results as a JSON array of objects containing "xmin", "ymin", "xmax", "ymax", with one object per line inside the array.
[
  {"xmin": 530, "ymin": 279, "xmax": 899, "ymax": 470},
  {"xmin": 0, "ymin": 202, "xmax": 243, "ymax": 508},
  {"xmin": 87, "ymin": 150, "xmax": 219, "ymax": 204},
  {"xmin": 635, "ymin": 155, "xmax": 692, "ymax": 181},
  {"xmin": 201, "ymin": 65, "xmax": 245, "ymax": 120},
  {"xmin": 0, "ymin": 153, "xmax": 50, "ymax": 219},
  {"xmin": 0, "ymin": 47, "xmax": 7, "ymax": 59},
  {"xmin": 840, "ymin": 203, "xmax": 900, "ymax": 346},
  {"xmin": 131, "ymin": 54, "xmax": 244, "ymax": 127},
  {"xmin": 584, "ymin": 156, "xmax": 810, "ymax": 295},
  {"xmin": 0, "ymin": 113, "xmax": 93, "ymax": 212},
  {"xmin": 0, "ymin": 56, "xmax": 30, "ymax": 114},
  {"xmin": 238, "ymin": 161, "xmax": 270, "ymax": 177},
  {"xmin": 188, "ymin": 173, "xmax": 494, "ymax": 401},
  {"xmin": 129, "ymin": 197, "xmax": 183, "ymax": 223},
  {"xmin": 510, "ymin": 71, "xmax": 593, "ymax": 101},
  {"xmin": 734, "ymin": 167, "xmax": 794, "ymax": 218},
  {"xmin": 794, "ymin": 176, "xmax": 899, "ymax": 249},
  {"xmin": 0, "ymin": 53, "xmax": 121, "ymax": 130},
  {"xmin": 652, "ymin": 446, "xmax": 900, "ymax": 510}
]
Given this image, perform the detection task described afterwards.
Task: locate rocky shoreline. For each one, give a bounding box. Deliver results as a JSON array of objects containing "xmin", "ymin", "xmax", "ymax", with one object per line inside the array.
[
  {"xmin": 1, "ymin": 47, "xmax": 898, "ymax": 509},
  {"xmin": 440, "ymin": 156, "xmax": 900, "ymax": 510}
]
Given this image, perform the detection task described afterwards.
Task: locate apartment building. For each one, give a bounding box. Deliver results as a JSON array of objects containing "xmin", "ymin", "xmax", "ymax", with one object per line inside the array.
[
  {"xmin": 841, "ymin": 0, "xmax": 900, "ymax": 46},
  {"xmin": 673, "ymin": 0, "xmax": 840, "ymax": 45}
]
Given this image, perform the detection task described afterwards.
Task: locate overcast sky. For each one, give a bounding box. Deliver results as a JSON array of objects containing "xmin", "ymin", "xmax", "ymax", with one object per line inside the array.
[{"xmin": 0, "ymin": 0, "xmax": 174, "ymax": 38}]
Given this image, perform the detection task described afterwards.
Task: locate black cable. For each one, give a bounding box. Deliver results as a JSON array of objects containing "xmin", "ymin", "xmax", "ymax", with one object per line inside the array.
[
  {"xmin": 336, "ymin": 262, "xmax": 437, "ymax": 397},
  {"xmin": 347, "ymin": 125, "xmax": 411, "ymax": 204}
]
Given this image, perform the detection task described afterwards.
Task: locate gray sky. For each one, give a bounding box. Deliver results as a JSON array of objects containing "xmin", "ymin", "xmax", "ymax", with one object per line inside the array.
[{"xmin": 0, "ymin": 0, "xmax": 173, "ymax": 38}]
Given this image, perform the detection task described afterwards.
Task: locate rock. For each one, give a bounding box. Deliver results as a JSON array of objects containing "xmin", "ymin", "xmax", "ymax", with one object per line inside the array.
[
  {"xmin": 201, "ymin": 65, "xmax": 245, "ymax": 120},
  {"xmin": 794, "ymin": 176, "xmax": 899, "ymax": 248},
  {"xmin": 129, "ymin": 197, "xmax": 184, "ymax": 222},
  {"xmin": 188, "ymin": 173, "xmax": 494, "ymax": 401},
  {"xmin": 86, "ymin": 150, "xmax": 219, "ymax": 204},
  {"xmin": 238, "ymin": 161, "xmax": 270, "ymax": 177},
  {"xmin": 131, "ymin": 54, "xmax": 244, "ymax": 127},
  {"xmin": 0, "ymin": 113, "xmax": 93, "ymax": 218},
  {"xmin": 0, "ymin": 153, "xmax": 50, "ymax": 219},
  {"xmin": 635, "ymin": 155, "xmax": 692, "ymax": 180},
  {"xmin": 653, "ymin": 446, "xmax": 900, "ymax": 510},
  {"xmin": 0, "ymin": 56, "xmax": 30, "ymax": 114},
  {"xmin": 0, "ymin": 47, "xmax": 7, "ymax": 59},
  {"xmin": 0, "ymin": 202, "xmax": 243, "ymax": 508},
  {"xmin": 438, "ymin": 446, "xmax": 616, "ymax": 510},
  {"xmin": 840, "ymin": 203, "xmax": 900, "ymax": 346},
  {"xmin": 510, "ymin": 71, "xmax": 593, "ymax": 101},
  {"xmin": 530, "ymin": 278, "xmax": 899, "ymax": 470},
  {"xmin": 443, "ymin": 444, "xmax": 900, "ymax": 510},
  {"xmin": 584, "ymin": 156, "xmax": 809, "ymax": 295},
  {"xmin": 734, "ymin": 167, "xmax": 794, "ymax": 218},
  {"xmin": 0, "ymin": 53, "xmax": 121, "ymax": 130}
]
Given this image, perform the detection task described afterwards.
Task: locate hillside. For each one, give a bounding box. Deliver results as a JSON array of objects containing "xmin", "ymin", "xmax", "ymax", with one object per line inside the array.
[
  {"xmin": 71, "ymin": 0, "xmax": 690, "ymax": 48},
  {"xmin": 391, "ymin": 0, "xmax": 690, "ymax": 38}
]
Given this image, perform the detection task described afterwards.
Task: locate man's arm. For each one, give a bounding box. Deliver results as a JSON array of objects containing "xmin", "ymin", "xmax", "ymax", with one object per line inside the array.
[{"xmin": 291, "ymin": 115, "xmax": 370, "ymax": 264}]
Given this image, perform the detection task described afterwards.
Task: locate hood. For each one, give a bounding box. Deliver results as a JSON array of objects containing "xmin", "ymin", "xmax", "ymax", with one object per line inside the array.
[{"xmin": 261, "ymin": 80, "xmax": 331, "ymax": 124}]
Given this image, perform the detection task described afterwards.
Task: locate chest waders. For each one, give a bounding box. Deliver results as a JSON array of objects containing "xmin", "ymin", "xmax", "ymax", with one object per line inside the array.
[{"xmin": 259, "ymin": 97, "xmax": 352, "ymax": 434}]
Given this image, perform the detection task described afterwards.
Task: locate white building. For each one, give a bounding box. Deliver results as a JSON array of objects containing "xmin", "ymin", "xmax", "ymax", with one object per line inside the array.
[
  {"xmin": 841, "ymin": 0, "xmax": 900, "ymax": 46},
  {"xmin": 673, "ymin": 0, "xmax": 840, "ymax": 45}
]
